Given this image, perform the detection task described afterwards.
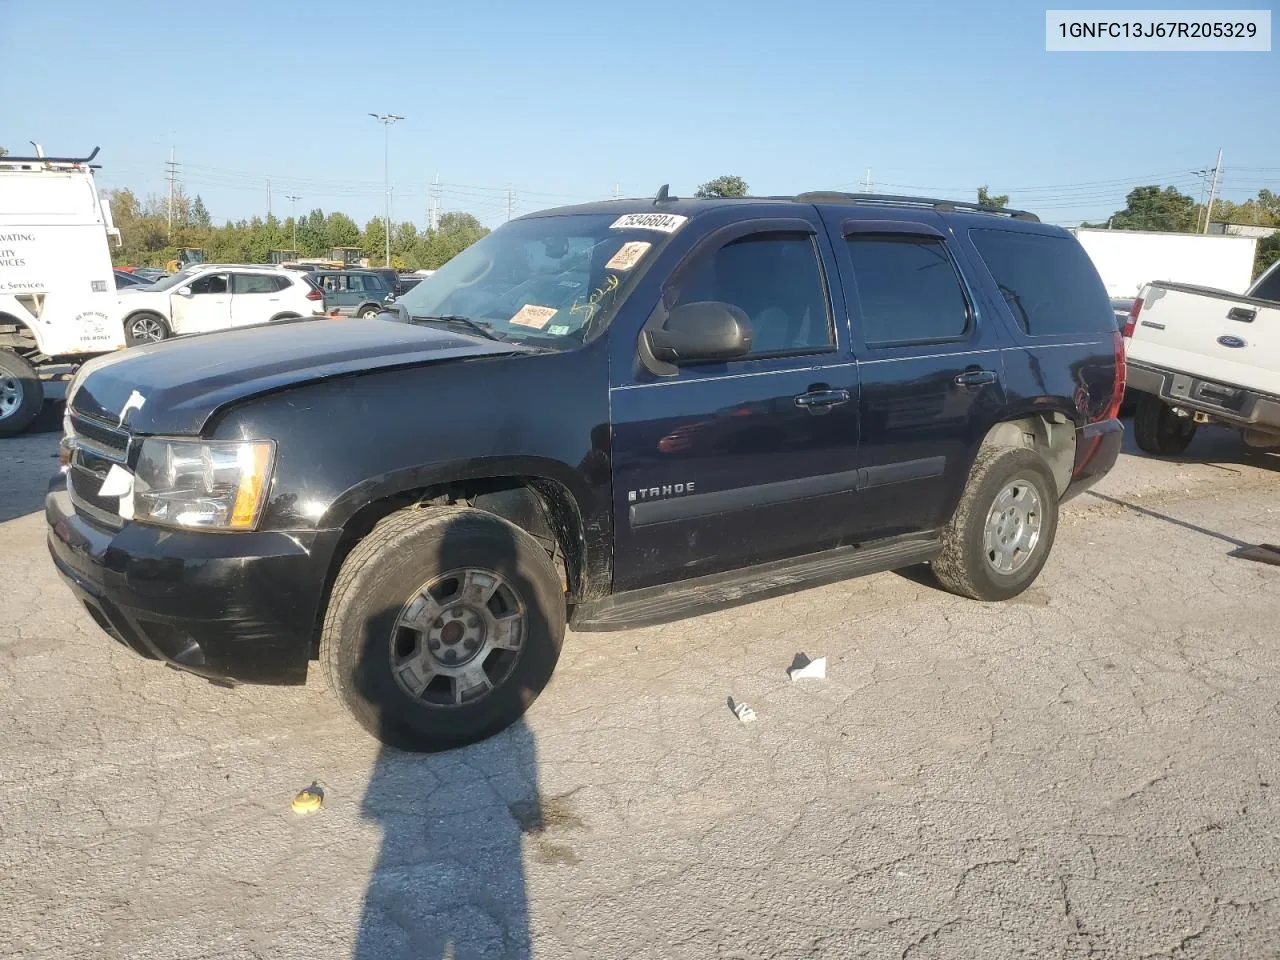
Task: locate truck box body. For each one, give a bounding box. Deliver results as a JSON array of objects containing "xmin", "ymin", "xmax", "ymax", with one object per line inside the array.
[
  {"xmin": 0, "ymin": 154, "xmax": 126, "ymax": 355},
  {"xmin": 1073, "ymin": 228, "xmax": 1256, "ymax": 299}
]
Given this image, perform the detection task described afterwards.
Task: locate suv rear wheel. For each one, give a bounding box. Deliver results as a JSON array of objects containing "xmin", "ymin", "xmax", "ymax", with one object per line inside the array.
[
  {"xmin": 1133, "ymin": 393, "xmax": 1196, "ymax": 456},
  {"xmin": 932, "ymin": 446, "xmax": 1059, "ymax": 601},
  {"xmin": 319, "ymin": 506, "xmax": 566, "ymax": 751}
]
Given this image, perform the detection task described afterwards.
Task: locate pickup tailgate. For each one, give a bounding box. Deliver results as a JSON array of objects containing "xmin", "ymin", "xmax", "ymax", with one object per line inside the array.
[{"xmin": 1127, "ymin": 282, "xmax": 1280, "ymax": 396}]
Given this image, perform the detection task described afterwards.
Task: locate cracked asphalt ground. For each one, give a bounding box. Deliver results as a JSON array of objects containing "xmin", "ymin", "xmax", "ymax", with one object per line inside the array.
[{"xmin": 2, "ymin": 417, "xmax": 1279, "ymax": 960}]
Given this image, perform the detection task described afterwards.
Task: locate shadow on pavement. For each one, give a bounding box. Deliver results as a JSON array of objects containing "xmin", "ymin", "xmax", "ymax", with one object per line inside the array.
[
  {"xmin": 352, "ymin": 512, "xmax": 549, "ymax": 959},
  {"xmin": 1086, "ymin": 490, "xmax": 1253, "ymax": 550},
  {"xmin": 1120, "ymin": 422, "xmax": 1280, "ymax": 474}
]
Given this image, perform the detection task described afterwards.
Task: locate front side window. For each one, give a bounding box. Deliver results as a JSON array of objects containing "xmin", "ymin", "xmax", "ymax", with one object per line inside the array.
[
  {"xmin": 189, "ymin": 273, "xmax": 229, "ymax": 295},
  {"xmin": 671, "ymin": 232, "xmax": 832, "ymax": 356},
  {"xmin": 845, "ymin": 237, "xmax": 970, "ymax": 346},
  {"xmin": 394, "ymin": 213, "xmax": 666, "ymax": 347},
  {"xmin": 1250, "ymin": 262, "xmax": 1280, "ymax": 303}
]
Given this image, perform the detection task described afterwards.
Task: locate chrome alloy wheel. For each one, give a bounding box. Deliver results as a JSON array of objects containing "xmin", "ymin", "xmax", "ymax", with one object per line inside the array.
[{"xmin": 389, "ymin": 568, "xmax": 527, "ymax": 707}]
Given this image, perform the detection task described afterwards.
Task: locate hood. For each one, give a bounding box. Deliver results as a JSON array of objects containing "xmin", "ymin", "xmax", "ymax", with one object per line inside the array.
[{"xmin": 71, "ymin": 318, "xmax": 530, "ymax": 435}]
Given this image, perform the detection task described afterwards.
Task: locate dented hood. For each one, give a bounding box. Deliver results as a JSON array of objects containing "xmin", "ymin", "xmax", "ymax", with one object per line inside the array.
[{"xmin": 70, "ymin": 318, "xmax": 529, "ymax": 435}]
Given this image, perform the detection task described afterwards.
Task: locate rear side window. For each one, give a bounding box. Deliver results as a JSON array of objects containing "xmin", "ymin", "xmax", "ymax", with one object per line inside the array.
[
  {"xmin": 845, "ymin": 237, "xmax": 970, "ymax": 346},
  {"xmin": 273, "ymin": 275, "xmax": 292, "ymax": 292},
  {"xmin": 233, "ymin": 273, "xmax": 281, "ymax": 294},
  {"xmin": 969, "ymin": 228, "xmax": 1112, "ymax": 335}
]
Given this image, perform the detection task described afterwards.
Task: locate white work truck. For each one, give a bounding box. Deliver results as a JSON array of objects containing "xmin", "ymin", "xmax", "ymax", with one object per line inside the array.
[
  {"xmin": 0, "ymin": 148, "xmax": 126, "ymax": 436},
  {"xmin": 1124, "ymin": 259, "xmax": 1280, "ymax": 455}
]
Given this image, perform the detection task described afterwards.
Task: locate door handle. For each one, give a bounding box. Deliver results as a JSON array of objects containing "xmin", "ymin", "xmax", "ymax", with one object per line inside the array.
[
  {"xmin": 794, "ymin": 388, "xmax": 850, "ymax": 409},
  {"xmin": 1227, "ymin": 306, "xmax": 1256, "ymax": 323},
  {"xmin": 954, "ymin": 369, "xmax": 998, "ymax": 386}
]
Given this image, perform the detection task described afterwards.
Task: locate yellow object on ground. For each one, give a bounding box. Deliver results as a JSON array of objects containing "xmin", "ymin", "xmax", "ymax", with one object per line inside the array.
[{"xmin": 291, "ymin": 783, "xmax": 324, "ymax": 814}]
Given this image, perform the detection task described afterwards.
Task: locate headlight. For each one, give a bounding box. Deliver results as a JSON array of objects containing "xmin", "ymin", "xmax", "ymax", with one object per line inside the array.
[{"xmin": 133, "ymin": 439, "xmax": 275, "ymax": 531}]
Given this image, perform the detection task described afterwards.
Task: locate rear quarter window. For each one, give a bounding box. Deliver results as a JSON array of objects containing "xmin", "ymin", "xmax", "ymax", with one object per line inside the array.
[{"xmin": 969, "ymin": 228, "xmax": 1113, "ymax": 336}]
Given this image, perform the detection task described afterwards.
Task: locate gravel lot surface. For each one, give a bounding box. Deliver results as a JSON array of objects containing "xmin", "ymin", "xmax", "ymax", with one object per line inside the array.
[{"xmin": 2, "ymin": 417, "xmax": 1278, "ymax": 959}]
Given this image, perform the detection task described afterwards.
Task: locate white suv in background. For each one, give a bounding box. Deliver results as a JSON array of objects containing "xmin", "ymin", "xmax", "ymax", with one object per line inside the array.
[{"xmin": 117, "ymin": 265, "xmax": 325, "ymax": 345}]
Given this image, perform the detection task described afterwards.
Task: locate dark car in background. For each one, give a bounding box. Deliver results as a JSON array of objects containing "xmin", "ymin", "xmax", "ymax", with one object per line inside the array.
[
  {"xmin": 114, "ymin": 269, "xmax": 153, "ymax": 289},
  {"xmin": 306, "ymin": 269, "xmax": 397, "ymax": 318}
]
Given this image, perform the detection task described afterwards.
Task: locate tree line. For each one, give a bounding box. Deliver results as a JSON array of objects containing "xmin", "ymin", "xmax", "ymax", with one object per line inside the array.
[{"xmin": 104, "ymin": 185, "xmax": 489, "ymax": 272}]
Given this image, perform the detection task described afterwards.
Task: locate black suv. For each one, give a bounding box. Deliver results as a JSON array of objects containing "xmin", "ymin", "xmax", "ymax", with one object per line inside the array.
[{"xmin": 48, "ymin": 191, "xmax": 1124, "ymax": 750}]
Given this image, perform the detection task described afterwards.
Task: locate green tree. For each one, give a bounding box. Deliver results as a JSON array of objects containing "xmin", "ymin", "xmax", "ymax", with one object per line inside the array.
[
  {"xmin": 190, "ymin": 195, "xmax": 212, "ymax": 228},
  {"xmin": 695, "ymin": 175, "xmax": 749, "ymax": 199},
  {"xmin": 392, "ymin": 221, "xmax": 419, "ymax": 260},
  {"xmin": 363, "ymin": 217, "xmax": 389, "ymax": 266},
  {"xmin": 1255, "ymin": 232, "xmax": 1280, "ymax": 281},
  {"xmin": 0, "ymin": 146, "xmax": 7, "ymax": 157},
  {"xmin": 1104, "ymin": 185, "xmax": 1198, "ymax": 233},
  {"xmin": 325, "ymin": 212, "xmax": 361, "ymax": 249},
  {"xmin": 977, "ymin": 185, "xmax": 1009, "ymax": 208},
  {"xmin": 296, "ymin": 209, "xmax": 328, "ymax": 257}
]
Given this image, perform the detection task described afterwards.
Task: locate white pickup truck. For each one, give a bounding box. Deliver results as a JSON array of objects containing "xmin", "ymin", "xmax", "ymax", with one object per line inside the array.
[{"xmin": 1125, "ymin": 259, "xmax": 1280, "ymax": 455}]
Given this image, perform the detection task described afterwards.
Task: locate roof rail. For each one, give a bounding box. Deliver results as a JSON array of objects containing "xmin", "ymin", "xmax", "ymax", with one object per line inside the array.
[
  {"xmin": 0, "ymin": 146, "xmax": 102, "ymax": 168},
  {"xmin": 792, "ymin": 190, "xmax": 1040, "ymax": 222}
]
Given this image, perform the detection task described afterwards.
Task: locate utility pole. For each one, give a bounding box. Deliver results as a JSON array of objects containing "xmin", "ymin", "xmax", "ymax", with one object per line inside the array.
[
  {"xmin": 613, "ymin": 183, "xmax": 621, "ymax": 200},
  {"xmin": 506, "ymin": 185, "xmax": 514, "ymax": 221},
  {"xmin": 165, "ymin": 147, "xmax": 180, "ymax": 239},
  {"xmin": 285, "ymin": 194, "xmax": 301, "ymax": 253},
  {"xmin": 368, "ymin": 113, "xmax": 404, "ymax": 265},
  {"xmin": 429, "ymin": 174, "xmax": 440, "ymax": 231},
  {"xmin": 862, "ymin": 168, "xmax": 873, "ymax": 193},
  {"xmin": 267, "ymin": 179, "xmax": 272, "ymax": 218},
  {"xmin": 1203, "ymin": 148, "xmax": 1223, "ymax": 235}
]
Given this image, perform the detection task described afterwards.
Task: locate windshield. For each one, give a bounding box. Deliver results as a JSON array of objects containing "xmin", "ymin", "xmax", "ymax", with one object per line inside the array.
[
  {"xmin": 147, "ymin": 266, "xmax": 202, "ymax": 292},
  {"xmin": 393, "ymin": 213, "xmax": 665, "ymax": 346}
]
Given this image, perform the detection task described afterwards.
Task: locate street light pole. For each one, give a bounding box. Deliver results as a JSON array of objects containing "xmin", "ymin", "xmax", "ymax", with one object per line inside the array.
[
  {"xmin": 285, "ymin": 194, "xmax": 301, "ymax": 254},
  {"xmin": 368, "ymin": 112, "xmax": 404, "ymax": 266}
]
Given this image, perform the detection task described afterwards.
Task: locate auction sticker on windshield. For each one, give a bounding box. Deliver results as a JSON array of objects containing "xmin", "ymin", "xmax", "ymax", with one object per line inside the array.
[
  {"xmin": 606, "ymin": 241, "xmax": 652, "ymax": 271},
  {"xmin": 610, "ymin": 213, "xmax": 688, "ymax": 233},
  {"xmin": 510, "ymin": 304, "xmax": 558, "ymax": 329}
]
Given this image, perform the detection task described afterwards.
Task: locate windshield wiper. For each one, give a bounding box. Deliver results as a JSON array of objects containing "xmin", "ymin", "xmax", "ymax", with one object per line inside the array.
[{"xmin": 408, "ymin": 314, "xmax": 506, "ymax": 342}]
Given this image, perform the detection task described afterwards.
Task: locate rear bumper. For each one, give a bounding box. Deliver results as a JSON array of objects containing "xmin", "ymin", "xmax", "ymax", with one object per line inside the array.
[
  {"xmin": 1061, "ymin": 418, "xmax": 1123, "ymax": 502},
  {"xmin": 1127, "ymin": 362, "xmax": 1280, "ymax": 431},
  {"xmin": 46, "ymin": 480, "xmax": 339, "ymax": 685}
]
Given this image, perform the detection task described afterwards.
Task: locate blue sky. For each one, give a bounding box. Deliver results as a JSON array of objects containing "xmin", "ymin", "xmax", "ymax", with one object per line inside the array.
[{"xmin": 1, "ymin": 0, "xmax": 1275, "ymax": 228}]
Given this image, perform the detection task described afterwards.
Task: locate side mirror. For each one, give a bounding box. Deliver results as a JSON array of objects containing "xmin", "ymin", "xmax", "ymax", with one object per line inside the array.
[
  {"xmin": 644, "ymin": 301, "xmax": 753, "ymax": 365},
  {"xmin": 176, "ymin": 286, "xmax": 193, "ymax": 298}
]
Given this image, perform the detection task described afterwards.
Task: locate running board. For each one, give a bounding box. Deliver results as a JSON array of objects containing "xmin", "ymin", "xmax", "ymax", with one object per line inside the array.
[{"xmin": 571, "ymin": 532, "xmax": 941, "ymax": 632}]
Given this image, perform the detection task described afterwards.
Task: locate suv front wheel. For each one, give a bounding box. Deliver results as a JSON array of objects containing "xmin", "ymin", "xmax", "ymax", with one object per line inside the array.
[
  {"xmin": 932, "ymin": 447, "xmax": 1059, "ymax": 601},
  {"xmin": 319, "ymin": 506, "xmax": 566, "ymax": 751}
]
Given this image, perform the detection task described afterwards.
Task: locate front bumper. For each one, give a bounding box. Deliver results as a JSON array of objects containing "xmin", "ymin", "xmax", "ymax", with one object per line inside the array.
[
  {"xmin": 46, "ymin": 479, "xmax": 340, "ymax": 685},
  {"xmin": 1061, "ymin": 418, "xmax": 1123, "ymax": 502},
  {"xmin": 1127, "ymin": 362, "xmax": 1280, "ymax": 431}
]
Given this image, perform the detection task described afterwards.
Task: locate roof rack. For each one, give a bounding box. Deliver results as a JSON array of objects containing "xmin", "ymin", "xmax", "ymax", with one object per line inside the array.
[
  {"xmin": 0, "ymin": 146, "xmax": 102, "ymax": 169},
  {"xmin": 792, "ymin": 191, "xmax": 1039, "ymax": 222}
]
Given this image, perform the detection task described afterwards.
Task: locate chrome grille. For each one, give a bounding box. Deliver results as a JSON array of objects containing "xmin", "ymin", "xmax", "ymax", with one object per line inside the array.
[{"xmin": 65, "ymin": 411, "xmax": 132, "ymax": 529}]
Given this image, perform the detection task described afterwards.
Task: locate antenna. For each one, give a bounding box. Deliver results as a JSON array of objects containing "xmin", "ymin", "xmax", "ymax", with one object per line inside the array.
[{"xmin": 655, "ymin": 184, "xmax": 676, "ymax": 204}]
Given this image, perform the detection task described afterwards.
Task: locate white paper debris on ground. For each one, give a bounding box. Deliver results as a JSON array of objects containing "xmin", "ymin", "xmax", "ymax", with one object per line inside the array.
[
  {"xmin": 731, "ymin": 699, "xmax": 757, "ymax": 723},
  {"xmin": 788, "ymin": 654, "xmax": 827, "ymax": 681}
]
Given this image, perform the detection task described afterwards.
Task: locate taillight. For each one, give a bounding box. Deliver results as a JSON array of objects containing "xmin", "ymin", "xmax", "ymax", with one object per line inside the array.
[
  {"xmin": 1101, "ymin": 329, "xmax": 1126, "ymax": 421},
  {"xmin": 306, "ymin": 288, "xmax": 324, "ymax": 301},
  {"xmin": 1122, "ymin": 297, "xmax": 1142, "ymax": 339}
]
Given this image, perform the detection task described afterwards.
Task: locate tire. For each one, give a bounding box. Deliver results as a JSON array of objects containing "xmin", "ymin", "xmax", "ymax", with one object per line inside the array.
[
  {"xmin": 0, "ymin": 350, "xmax": 44, "ymax": 438},
  {"xmin": 319, "ymin": 506, "xmax": 566, "ymax": 751},
  {"xmin": 1241, "ymin": 429, "xmax": 1280, "ymax": 454},
  {"xmin": 1133, "ymin": 392, "xmax": 1196, "ymax": 456},
  {"xmin": 931, "ymin": 446, "xmax": 1059, "ymax": 602},
  {"xmin": 124, "ymin": 312, "xmax": 170, "ymax": 347},
  {"xmin": 358, "ymin": 305, "xmax": 383, "ymax": 320},
  {"xmin": 269, "ymin": 312, "xmax": 301, "ymax": 323}
]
